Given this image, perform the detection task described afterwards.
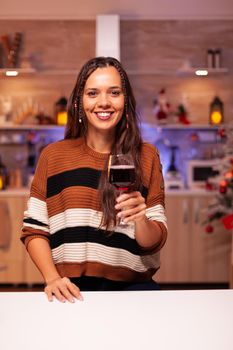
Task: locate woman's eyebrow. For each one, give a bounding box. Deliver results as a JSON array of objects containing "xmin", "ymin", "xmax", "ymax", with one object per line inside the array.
[
  {"xmin": 85, "ymin": 86, "xmax": 122, "ymax": 90},
  {"xmin": 109, "ymin": 86, "xmax": 122, "ymax": 89}
]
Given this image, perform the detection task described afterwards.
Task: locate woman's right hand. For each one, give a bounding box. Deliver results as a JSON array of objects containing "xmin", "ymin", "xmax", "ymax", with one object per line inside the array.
[{"xmin": 44, "ymin": 277, "xmax": 83, "ymax": 303}]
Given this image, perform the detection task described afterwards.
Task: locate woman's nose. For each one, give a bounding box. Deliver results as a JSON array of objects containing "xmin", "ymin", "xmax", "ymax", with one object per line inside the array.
[{"xmin": 97, "ymin": 93, "xmax": 110, "ymax": 107}]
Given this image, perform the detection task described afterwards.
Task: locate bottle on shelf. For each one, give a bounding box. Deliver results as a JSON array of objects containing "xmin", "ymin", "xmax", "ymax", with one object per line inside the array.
[
  {"xmin": 0, "ymin": 155, "xmax": 8, "ymax": 190},
  {"xmin": 207, "ymin": 49, "xmax": 214, "ymax": 68},
  {"xmin": 213, "ymin": 49, "xmax": 221, "ymax": 69},
  {"xmin": 26, "ymin": 131, "xmax": 37, "ymax": 186}
]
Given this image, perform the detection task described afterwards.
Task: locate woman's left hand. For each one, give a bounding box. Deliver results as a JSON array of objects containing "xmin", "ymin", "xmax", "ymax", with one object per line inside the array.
[{"xmin": 115, "ymin": 191, "xmax": 147, "ymax": 224}]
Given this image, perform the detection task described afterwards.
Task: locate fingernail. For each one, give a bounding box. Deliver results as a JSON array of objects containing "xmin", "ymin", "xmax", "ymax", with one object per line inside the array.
[{"xmin": 78, "ymin": 294, "xmax": 84, "ymax": 301}]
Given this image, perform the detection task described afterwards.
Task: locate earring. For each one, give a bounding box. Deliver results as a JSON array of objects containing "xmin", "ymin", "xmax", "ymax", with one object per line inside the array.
[
  {"xmin": 78, "ymin": 117, "xmax": 82, "ymax": 123},
  {"xmin": 74, "ymin": 101, "xmax": 78, "ymax": 116},
  {"xmin": 126, "ymin": 114, "xmax": 129, "ymax": 129}
]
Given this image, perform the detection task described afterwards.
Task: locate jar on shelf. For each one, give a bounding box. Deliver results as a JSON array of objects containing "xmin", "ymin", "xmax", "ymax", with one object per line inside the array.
[
  {"xmin": 209, "ymin": 96, "xmax": 224, "ymax": 125},
  {"xmin": 54, "ymin": 97, "xmax": 68, "ymax": 126}
]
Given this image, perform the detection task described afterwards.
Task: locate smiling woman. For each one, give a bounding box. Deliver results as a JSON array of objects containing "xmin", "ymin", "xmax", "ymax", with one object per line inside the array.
[
  {"xmin": 20, "ymin": 57, "xmax": 168, "ymax": 302},
  {"xmin": 82, "ymin": 66, "xmax": 125, "ymax": 136}
]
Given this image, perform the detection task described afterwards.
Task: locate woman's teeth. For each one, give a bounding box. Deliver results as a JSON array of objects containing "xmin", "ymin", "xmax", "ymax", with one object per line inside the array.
[{"xmin": 96, "ymin": 112, "xmax": 112, "ymax": 119}]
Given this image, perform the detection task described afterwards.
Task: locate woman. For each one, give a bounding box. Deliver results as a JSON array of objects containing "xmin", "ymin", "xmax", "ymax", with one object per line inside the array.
[{"xmin": 21, "ymin": 57, "xmax": 167, "ymax": 302}]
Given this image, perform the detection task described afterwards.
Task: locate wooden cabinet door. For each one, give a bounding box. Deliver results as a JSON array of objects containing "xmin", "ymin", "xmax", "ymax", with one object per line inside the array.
[
  {"xmin": 0, "ymin": 195, "xmax": 44, "ymax": 284},
  {"xmin": 156, "ymin": 195, "xmax": 192, "ymax": 283},
  {"xmin": 21, "ymin": 197, "xmax": 44, "ymax": 284},
  {"xmin": 190, "ymin": 195, "xmax": 231, "ymax": 283},
  {"xmin": 0, "ymin": 197, "xmax": 25, "ymax": 283}
]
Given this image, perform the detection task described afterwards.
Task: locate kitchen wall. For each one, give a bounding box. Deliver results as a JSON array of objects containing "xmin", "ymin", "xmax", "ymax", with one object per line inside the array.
[
  {"xmin": 122, "ymin": 20, "xmax": 233, "ymax": 124},
  {"xmin": 0, "ymin": 19, "xmax": 232, "ymax": 125},
  {"xmin": 0, "ymin": 20, "xmax": 95, "ymax": 122}
]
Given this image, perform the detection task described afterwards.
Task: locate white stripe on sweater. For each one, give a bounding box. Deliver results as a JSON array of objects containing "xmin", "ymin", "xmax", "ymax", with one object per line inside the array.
[
  {"xmin": 23, "ymin": 197, "xmax": 49, "ymax": 232},
  {"xmin": 52, "ymin": 242, "xmax": 160, "ymax": 272},
  {"xmin": 49, "ymin": 208, "xmax": 136, "ymax": 237},
  {"xmin": 23, "ymin": 197, "xmax": 166, "ymax": 238},
  {"xmin": 146, "ymin": 204, "xmax": 167, "ymax": 228},
  {"xmin": 49, "ymin": 204, "xmax": 166, "ymax": 235}
]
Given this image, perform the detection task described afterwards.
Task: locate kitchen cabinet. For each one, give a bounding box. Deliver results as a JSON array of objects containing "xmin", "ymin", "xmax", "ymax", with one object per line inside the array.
[
  {"xmin": 0, "ymin": 191, "xmax": 44, "ymax": 284},
  {"xmin": 0, "ymin": 194, "xmax": 27, "ymax": 283},
  {"xmin": 156, "ymin": 194, "xmax": 192, "ymax": 282},
  {"xmin": 156, "ymin": 192, "xmax": 232, "ymax": 284},
  {"xmin": 0, "ymin": 190, "xmax": 232, "ymax": 285}
]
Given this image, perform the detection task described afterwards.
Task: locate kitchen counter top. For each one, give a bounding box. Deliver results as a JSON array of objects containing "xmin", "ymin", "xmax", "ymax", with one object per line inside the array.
[
  {"xmin": 165, "ymin": 188, "xmax": 217, "ymax": 196},
  {"xmin": 0, "ymin": 188, "xmax": 30, "ymax": 197},
  {"xmin": 0, "ymin": 290, "xmax": 232, "ymax": 350}
]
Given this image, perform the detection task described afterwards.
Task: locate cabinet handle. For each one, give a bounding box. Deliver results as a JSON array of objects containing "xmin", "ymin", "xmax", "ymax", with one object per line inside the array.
[
  {"xmin": 193, "ymin": 199, "xmax": 200, "ymax": 224},
  {"xmin": 0, "ymin": 200, "xmax": 12, "ymax": 251},
  {"xmin": 182, "ymin": 199, "xmax": 189, "ymax": 224}
]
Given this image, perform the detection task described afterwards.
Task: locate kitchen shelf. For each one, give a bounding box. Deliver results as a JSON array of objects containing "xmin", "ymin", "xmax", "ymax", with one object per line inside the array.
[
  {"xmin": 0, "ymin": 124, "xmax": 65, "ymax": 131},
  {"xmin": 0, "ymin": 68, "xmax": 81, "ymax": 77},
  {"xmin": 176, "ymin": 67, "xmax": 229, "ymax": 76},
  {"xmin": 0, "ymin": 67, "xmax": 229, "ymax": 77},
  {"xmin": 0, "ymin": 68, "xmax": 37, "ymax": 76},
  {"xmin": 1, "ymin": 123, "xmax": 222, "ymax": 132},
  {"xmin": 142, "ymin": 123, "xmax": 220, "ymax": 130},
  {"xmin": 157, "ymin": 124, "xmax": 220, "ymax": 130}
]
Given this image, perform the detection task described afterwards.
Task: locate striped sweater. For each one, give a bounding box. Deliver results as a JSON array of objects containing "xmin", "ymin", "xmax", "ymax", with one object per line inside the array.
[{"xmin": 21, "ymin": 137, "xmax": 167, "ymax": 282}]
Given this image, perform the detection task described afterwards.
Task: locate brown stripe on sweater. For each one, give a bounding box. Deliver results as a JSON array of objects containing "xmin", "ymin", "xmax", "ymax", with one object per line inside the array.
[
  {"xmin": 46, "ymin": 186, "xmax": 101, "ymax": 217},
  {"xmin": 56, "ymin": 261, "xmax": 158, "ymax": 282},
  {"xmin": 44, "ymin": 138, "xmax": 109, "ymax": 177},
  {"xmin": 21, "ymin": 232, "xmax": 50, "ymax": 248}
]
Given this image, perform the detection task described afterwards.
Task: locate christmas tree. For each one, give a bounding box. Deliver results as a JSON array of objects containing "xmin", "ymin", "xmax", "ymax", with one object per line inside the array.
[{"xmin": 204, "ymin": 123, "xmax": 233, "ymax": 233}]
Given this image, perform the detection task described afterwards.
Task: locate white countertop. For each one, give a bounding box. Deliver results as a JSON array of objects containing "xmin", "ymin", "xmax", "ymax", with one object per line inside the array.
[
  {"xmin": 0, "ymin": 188, "xmax": 29, "ymax": 197},
  {"xmin": 0, "ymin": 290, "xmax": 232, "ymax": 350}
]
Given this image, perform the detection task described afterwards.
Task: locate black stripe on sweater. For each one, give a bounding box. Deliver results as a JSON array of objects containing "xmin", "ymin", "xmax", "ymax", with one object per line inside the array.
[
  {"xmin": 47, "ymin": 167, "xmax": 148, "ymax": 199},
  {"xmin": 47, "ymin": 168, "xmax": 102, "ymax": 198},
  {"xmin": 23, "ymin": 218, "xmax": 48, "ymax": 227},
  {"xmin": 49, "ymin": 226, "xmax": 141, "ymax": 255}
]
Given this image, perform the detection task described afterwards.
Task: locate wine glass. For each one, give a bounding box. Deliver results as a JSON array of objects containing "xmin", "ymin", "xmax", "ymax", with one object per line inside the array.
[{"xmin": 108, "ymin": 154, "xmax": 136, "ymax": 226}]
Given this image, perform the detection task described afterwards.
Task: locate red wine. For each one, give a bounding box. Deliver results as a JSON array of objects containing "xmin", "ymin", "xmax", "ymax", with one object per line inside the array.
[{"xmin": 109, "ymin": 165, "xmax": 135, "ymax": 189}]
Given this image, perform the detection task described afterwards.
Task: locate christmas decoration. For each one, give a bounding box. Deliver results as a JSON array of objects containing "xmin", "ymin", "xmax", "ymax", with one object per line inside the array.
[
  {"xmin": 203, "ymin": 124, "xmax": 233, "ymax": 232},
  {"xmin": 209, "ymin": 96, "xmax": 224, "ymax": 125},
  {"xmin": 176, "ymin": 104, "xmax": 190, "ymax": 125},
  {"xmin": 153, "ymin": 88, "xmax": 171, "ymax": 124}
]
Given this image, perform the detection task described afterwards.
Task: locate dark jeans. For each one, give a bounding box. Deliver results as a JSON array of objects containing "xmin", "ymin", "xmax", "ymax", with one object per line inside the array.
[{"xmin": 70, "ymin": 276, "xmax": 160, "ymax": 291}]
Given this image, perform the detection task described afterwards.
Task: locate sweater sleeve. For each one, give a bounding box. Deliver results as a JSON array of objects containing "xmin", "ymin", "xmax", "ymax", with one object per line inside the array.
[
  {"xmin": 141, "ymin": 145, "xmax": 168, "ymax": 253},
  {"xmin": 21, "ymin": 148, "xmax": 50, "ymax": 249}
]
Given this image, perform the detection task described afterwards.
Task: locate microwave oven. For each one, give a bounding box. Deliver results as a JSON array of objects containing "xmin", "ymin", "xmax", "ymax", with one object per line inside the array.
[{"xmin": 187, "ymin": 159, "xmax": 219, "ymax": 188}]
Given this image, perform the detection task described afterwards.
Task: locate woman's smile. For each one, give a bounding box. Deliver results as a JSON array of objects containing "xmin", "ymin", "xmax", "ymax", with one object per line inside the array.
[{"xmin": 94, "ymin": 111, "xmax": 114, "ymax": 121}]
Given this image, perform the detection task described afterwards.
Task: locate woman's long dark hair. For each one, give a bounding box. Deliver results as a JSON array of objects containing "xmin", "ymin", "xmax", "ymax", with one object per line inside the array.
[{"xmin": 65, "ymin": 57, "xmax": 143, "ymax": 230}]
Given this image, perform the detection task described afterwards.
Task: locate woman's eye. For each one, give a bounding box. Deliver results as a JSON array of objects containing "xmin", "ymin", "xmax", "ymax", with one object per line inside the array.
[
  {"xmin": 87, "ymin": 91, "xmax": 97, "ymax": 97},
  {"xmin": 111, "ymin": 90, "xmax": 121, "ymax": 96}
]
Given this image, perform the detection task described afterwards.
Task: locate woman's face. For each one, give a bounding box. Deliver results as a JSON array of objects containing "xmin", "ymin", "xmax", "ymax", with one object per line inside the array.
[{"xmin": 82, "ymin": 66, "xmax": 125, "ymax": 135}]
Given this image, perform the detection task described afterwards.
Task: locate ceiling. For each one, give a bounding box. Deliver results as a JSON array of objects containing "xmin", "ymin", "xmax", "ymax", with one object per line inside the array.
[{"xmin": 1, "ymin": 0, "xmax": 233, "ymax": 20}]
